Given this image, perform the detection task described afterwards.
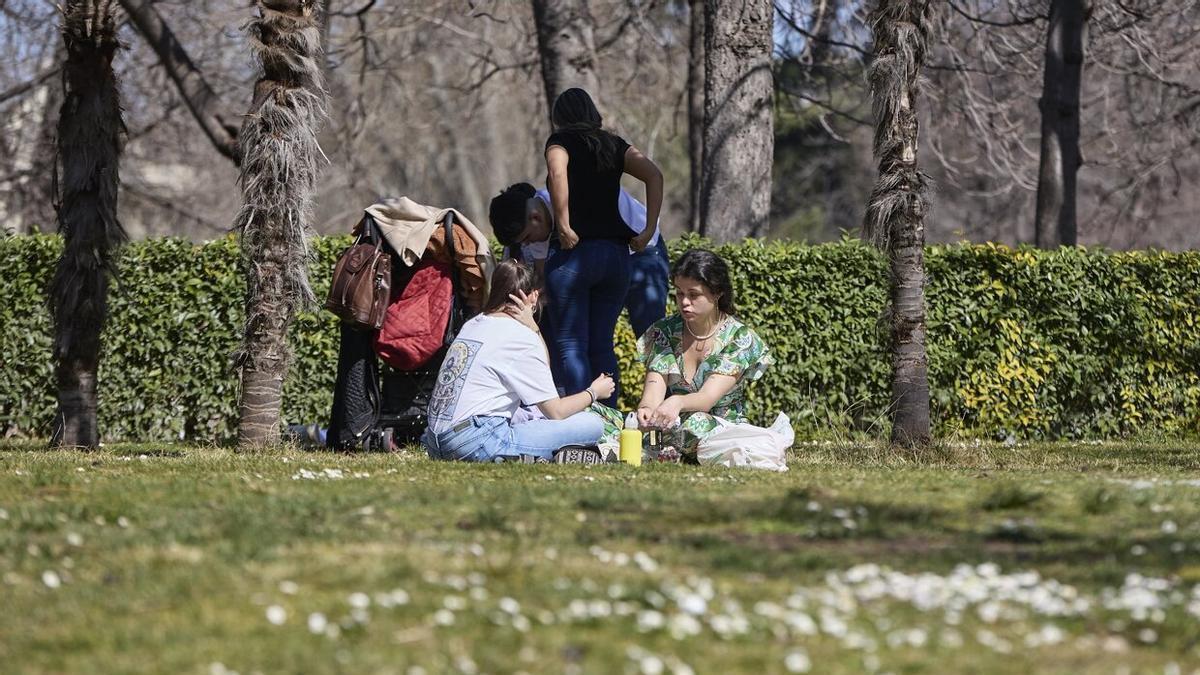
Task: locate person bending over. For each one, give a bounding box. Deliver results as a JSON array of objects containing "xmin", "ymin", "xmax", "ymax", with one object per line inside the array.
[
  {"xmin": 488, "ymin": 181, "xmax": 669, "ymax": 339},
  {"xmin": 421, "ymin": 260, "xmax": 614, "ymax": 462}
]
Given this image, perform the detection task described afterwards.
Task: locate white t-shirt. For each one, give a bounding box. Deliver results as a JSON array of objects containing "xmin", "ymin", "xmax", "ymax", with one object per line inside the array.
[
  {"xmin": 426, "ymin": 314, "xmax": 559, "ymax": 435},
  {"xmin": 517, "ymin": 187, "xmax": 660, "ymax": 264}
]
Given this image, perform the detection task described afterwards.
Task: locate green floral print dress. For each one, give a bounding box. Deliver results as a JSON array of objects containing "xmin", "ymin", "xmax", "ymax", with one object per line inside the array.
[{"xmin": 593, "ymin": 314, "xmax": 773, "ymax": 453}]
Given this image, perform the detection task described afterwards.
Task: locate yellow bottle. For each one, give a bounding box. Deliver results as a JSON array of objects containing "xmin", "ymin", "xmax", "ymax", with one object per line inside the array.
[{"xmin": 619, "ymin": 413, "xmax": 643, "ymax": 466}]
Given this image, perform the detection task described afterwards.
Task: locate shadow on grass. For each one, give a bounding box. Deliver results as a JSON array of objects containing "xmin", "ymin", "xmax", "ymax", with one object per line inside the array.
[{"xmin": 567, "ymin": 483, "xmax": 1200, "ymax": 583}]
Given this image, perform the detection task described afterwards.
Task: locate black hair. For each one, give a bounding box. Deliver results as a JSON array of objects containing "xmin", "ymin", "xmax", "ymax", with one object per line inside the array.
[
  {"xmin": 483, "ymin": 259, "xmax": 542, "ymax": 314},
  {"xmin": 488, "ymin": 182, "xmax": 536, "ymax": 246},
  {"xmin": 672, "ymin": 249, "xmax": 737, "ymax": 317},
  {"xmin": 550, "ymin": 88, "xmax": 622, "ymax": 171}
]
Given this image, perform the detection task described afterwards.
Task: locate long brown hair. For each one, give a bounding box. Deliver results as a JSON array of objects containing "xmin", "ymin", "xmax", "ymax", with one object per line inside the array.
[{"xmin": 483, "ymin": 259, "xmax": 540, "ymax": 314}]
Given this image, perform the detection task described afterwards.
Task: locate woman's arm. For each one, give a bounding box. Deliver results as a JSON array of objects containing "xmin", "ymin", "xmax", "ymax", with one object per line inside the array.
[
  {"xmin": 647, "ymin": 374, "xmax": 737, "ymax": 428},
  {"xmin": 623, "ymin": 145, "xmax": 663, "ymax": 252},
  {"xmin": 537, "ymin": 373, "xmax": 615, "ymax": 420},
  {"xmin": 500, "ymin": 293, "xmax": 595, "ymax": 420},
  {"xmin": 637, "ymin": 371, "xmax": 668, "ymax": 426},
  {"xmin": 545, "ymin": 144, "xmax": 578, "ymax": 249}
]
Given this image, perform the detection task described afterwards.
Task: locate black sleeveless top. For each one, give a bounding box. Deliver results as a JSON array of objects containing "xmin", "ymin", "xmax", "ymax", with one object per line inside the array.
[{"xmin": 545, "ymin": 130, "xmax": 634, "ymax": 242}]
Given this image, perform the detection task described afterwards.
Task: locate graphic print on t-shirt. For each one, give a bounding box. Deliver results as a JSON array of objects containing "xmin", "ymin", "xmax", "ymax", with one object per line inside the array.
[{"xmin": 428, "ymin": 338, "xmax": 482, "ymax": 427}]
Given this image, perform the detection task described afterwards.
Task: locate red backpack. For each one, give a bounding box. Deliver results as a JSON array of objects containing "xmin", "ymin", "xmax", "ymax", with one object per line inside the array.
[{"xmin": 372, "ymin": 258, "xmax": 454, "ymax": 370}]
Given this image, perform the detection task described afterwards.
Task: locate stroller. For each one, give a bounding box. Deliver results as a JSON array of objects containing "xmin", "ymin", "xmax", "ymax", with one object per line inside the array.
[{"xmin": 325, "ymin": 202, "xmax": 491, "ymax": 451}]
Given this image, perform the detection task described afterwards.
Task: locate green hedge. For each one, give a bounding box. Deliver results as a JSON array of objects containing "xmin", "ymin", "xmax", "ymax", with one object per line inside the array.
[{"xmin": 2, "ymin": 233, "xmax": 1198, "ymax": 443}]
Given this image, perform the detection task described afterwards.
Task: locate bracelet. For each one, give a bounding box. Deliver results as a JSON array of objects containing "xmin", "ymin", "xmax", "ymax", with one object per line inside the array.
[{"xmin": 585, "ymin": 387, "xmax": 597, "ymax": 404}]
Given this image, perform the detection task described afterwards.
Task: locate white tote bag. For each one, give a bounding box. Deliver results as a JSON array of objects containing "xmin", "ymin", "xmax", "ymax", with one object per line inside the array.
[{"xmin": 696, "ymin": 413, "xmax": 793, "ymax": 472}]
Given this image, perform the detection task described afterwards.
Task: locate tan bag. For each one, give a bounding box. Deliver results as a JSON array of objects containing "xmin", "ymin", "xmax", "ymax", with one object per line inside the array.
[{"xmin": 325, "ymin": 217, "xmax": 391, "ymax": 330}]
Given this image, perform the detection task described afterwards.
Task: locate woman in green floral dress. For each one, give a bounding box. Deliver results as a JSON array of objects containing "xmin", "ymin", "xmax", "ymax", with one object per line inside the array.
[{"xmin": 594, "ymin": 249, "xmax": 772, "ymax": 458}]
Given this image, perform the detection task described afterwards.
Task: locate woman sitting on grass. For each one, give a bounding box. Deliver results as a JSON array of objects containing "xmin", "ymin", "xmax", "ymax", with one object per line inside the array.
[
  {"xmin": 620, "ymin": 249, "xmax": 773, "ymax": 459},
  {"xmin": 421, "ymin": 259, "xmax": 614, "ymax": 462}
]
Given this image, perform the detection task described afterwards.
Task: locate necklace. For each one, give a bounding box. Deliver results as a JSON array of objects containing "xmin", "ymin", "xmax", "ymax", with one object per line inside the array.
[{"xmin": 684, "ymin": 314, "xmax": 724, "ymax": 341}]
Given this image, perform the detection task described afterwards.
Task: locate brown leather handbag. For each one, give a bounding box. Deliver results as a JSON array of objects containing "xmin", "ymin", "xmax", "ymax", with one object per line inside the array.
[{"xmin": 325, "ymin": 215, "xmax": 391, "ymax": 330}]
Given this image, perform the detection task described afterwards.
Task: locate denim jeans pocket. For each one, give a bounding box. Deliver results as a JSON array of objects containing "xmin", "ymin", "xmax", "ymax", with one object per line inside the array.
[{"xmin": 433, "ymin": 417, "xmax": 510, "ymax": 462}]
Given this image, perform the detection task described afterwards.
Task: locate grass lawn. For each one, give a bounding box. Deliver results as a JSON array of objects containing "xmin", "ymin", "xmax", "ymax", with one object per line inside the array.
[{"xmin": 2, "ymin": 439, "xmax": 1200, "ymax": 674}]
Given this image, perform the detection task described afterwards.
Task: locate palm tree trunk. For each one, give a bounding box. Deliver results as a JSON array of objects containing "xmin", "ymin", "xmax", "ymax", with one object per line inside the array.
[
  {"xmin": 51, "ymin": 0, "xmax": 126, "ymax": 449},
  {"xmin": 233, "ymin": 0, "xmax": 327, "ymax": 447},
  {"xmin": 687, "ymin": 0, "xmax": 706, "ymax": 233},
  {"xmin": 864, "ymin": 0, "xmax": 932, "ymax": 448},
  {"xmin": 530, "ymin": 0, "xmax": 602, "ymax": 121},
  {"xmin": 1033, "ymin": 0, "xmax": 1086, "ymax": 248},
  {"xmin": 700, "ymin": 0, "xmax": 774, "ymax": 242}
]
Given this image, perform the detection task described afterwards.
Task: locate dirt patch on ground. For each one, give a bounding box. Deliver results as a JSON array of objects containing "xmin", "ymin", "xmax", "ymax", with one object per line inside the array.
[{"xmin": 716, "ymin": 530, "xmax": 1031, "ymax": 557}]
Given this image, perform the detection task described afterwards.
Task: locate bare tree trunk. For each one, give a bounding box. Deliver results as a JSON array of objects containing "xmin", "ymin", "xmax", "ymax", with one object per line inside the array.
[
  {"xmin": 687, "ymin": 0, "xmax": 705, "ymax": 233},
  {"xmin": 322, "ymin": 0, "xmax": 334, "ymax": 51},
  {"xmin": 50, "ymin": 0, "xmax": 127, "ymax": 449},
  {"xmin": 30, "ymin": 49, "xmax": 65, "ymax": 235},
  {"xmin": 233, "ymin": 0, "xmax": 328, "ymax": 447},
  {"xmin": 864, "ymin": 0, "xmax": 932, "ymax": 448},
  {"xmin": 808, "ymin": 0, "xmax": 836, "ymax": 69},
  {"xmin": 700, "ymin": 0, "xmax": 774, "ymax": 242},
  {"xmin": 530, "ymin": 0, "xmax": 601, "ymax": 121},
  {"xmin": 428, "ymin": 55, "xmax": 485, "ymax": 223},
  {"xmin": 1033, "ymin": 0, "xmax": 1085, "ymax": 248},
  {"xmin": 118, "ymin": 0, "xmax": 241, "ymax": 164}
]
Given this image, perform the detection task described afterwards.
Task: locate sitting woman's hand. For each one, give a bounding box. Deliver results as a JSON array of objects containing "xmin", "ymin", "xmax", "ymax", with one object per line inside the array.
[
  {"xmin": 589, "ymin": 373, "xmax": 615, "ymax": 402},
  {"xmin": 504, "ymin": 290, "xmax": 539, "ymax": 333},
  {"xmin": 649, "ymin": 396, "xmax": 685, "ymax": 429},
  {"xmin": 637, "ymin": 405, "xmax": 654, "ymax": 428},
  {"xmin": 558, "ymin": 226, "xmax": 580, "ymax": 250}
]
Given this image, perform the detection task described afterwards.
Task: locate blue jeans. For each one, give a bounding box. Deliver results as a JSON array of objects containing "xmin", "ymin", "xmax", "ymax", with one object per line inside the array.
[
  {"xmin": 544, "ymin": 239, "xmax": 631, "ymax": 406},
  {"xmin": 626, "ymin": 238, "xmax": 669, "ymax": 338},
  {"xmin": 421, "ymin": 412, "xmax": 604, "ymax": 462}
]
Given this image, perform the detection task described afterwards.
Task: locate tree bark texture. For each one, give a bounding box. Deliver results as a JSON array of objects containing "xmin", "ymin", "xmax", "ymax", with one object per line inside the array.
[
  {"xmin": 864, "ymin": 0, "xmax": 932, "ymax": 448},
  {"xmin": 530, "ymin": 0, "xmax": 601, "ymax": 122},
  {"xmin": 28, "ymin": 49, "xmax": 65, "ymax": 235},
  {"xmin": 1033, "ymin": 0, "xmax": 1085, "ymax": 248},
  {"xmin": 51, "ymin": 0, "xmax": 127, "ymax": 449},
  {"xmin": 687, "ymin": 0, "xmax": 706, "ymax": 232},
  {"xmin": 700, "ymin": 0, "xmax": 774, "ymax": 242},
  {"xmin": 429, "ymin": 54, "xmax": 485, "ymax": 225},
  {"xmin": 233, "ymin": 0, "xmax": 327, "ymax": 447},
  {"xmin": 118, "ymin": 0, "xmax": 241, "ymax": 164}
]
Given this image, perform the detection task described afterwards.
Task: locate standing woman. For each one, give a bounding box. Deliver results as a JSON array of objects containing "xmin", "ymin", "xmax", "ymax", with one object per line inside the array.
[{"xmin": 543, "ymin": 87, "xmax": 664, "ymax": 406}]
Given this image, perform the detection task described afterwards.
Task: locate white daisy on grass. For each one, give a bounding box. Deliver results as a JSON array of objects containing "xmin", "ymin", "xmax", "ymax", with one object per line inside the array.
[
  {"xmin": 637, "ymin": 610, "xmax": 665, "ymax": 632},
  {"xmin": 307, "ymin": 612, "xmax": 327, "ymax": 634},
  {"xmin": 667, "ymin": 613, "xmax": 703, "ymax": 639},
  {"xmin": 634, "ymin": 551, "xmax": 660, "ymax": 573},
  {"xmin": 677, "ymin": 593, "xmax": 707, "ymax": 616},
  {"xmin": 784, "ymin": 649, "xmax": 811, "ymax": 673},
  {"xmin": 265, "ymin": 605, "xmax": 287, "ymax": 625}
]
